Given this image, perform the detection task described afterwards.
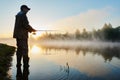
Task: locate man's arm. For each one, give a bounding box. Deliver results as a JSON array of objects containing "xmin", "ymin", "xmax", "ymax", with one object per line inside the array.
[{"xmin": 22, "ymin": 14, "xmax": 36, "ymax": 32}]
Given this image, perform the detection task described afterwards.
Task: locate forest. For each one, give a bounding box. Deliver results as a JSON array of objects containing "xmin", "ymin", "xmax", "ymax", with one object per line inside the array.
[{"xmin": 37, "ymin": 23, "xmax": 120, "ymax": 42}]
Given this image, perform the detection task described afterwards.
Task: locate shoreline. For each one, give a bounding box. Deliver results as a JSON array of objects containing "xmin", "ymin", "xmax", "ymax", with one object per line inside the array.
[{"xmin": 0, "ymin": 43, "xmax": 15, "ymax": 80}]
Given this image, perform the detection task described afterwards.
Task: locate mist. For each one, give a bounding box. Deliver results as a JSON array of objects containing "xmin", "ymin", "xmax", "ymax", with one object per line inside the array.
[{"xmin": 34, "ymin": 39, "xmax": 120, "ymax": 50}]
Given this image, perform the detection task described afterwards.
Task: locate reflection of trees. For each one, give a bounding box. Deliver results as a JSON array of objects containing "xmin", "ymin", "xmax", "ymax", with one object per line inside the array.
[
  {"xmin": 81, "ymin": 47, "xmax": 120, "ymax": 62},
  {"xmin": 82, "ymin": 50, "xmax": 87, "ymax": 56},
  {"xmin": 40, "ymin": 45, "xmax": 120, "ymax": 62},
  {"xmin": 100, "ymin": 47, "xmax": 120, "ymax": 62},
  {"xmin": 75, "ymin": 48, "xmax": 80, "ymax": 55},
  {"xmin": 82, "ymin": 47, "xmax": 120, "ymax": 62}
]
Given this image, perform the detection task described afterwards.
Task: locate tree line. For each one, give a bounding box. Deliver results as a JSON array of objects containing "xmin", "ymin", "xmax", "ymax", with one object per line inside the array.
[{"xmin": 38, "ymin": 23, "xmax": 120, "ymax": 42}]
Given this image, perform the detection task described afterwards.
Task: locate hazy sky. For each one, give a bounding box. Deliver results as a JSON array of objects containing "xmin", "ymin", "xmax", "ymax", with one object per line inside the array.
[{"xmin": 0, "ymin": 0, "xmax": 120, "ymax": 38}]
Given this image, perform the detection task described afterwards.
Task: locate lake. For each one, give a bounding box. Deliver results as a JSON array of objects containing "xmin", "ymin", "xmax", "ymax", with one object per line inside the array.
[{"xmin": 1, "ymin": 38, "xmax": 120, "ymax": 80}]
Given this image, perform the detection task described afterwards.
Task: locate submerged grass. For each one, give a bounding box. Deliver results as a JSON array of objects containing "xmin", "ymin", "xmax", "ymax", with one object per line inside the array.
[{"xmin": 0, "ymin": 43, "xmax": 16, "ymax": 80}]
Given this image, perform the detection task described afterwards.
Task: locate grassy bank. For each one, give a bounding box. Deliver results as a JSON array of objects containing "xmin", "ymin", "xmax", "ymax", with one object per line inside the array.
[{"xmin": 0, "ymin": 43, "xmax": 15, "ymax": 80}]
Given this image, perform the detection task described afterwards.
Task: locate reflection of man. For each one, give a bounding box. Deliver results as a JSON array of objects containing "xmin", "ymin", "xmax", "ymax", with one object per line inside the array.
[
  {"xmin": 13, "ymin": 5, "xmax": 36, "ymax": 67},
  {"xmin": 16, "ymin": 66, "xmax": 29, "ymax": 80}
]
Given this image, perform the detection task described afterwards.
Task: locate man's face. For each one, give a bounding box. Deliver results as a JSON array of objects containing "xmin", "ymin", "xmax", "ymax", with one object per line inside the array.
[{"xmin": 23, "ymin": 8, "xmax": 29, "ymax": 13}]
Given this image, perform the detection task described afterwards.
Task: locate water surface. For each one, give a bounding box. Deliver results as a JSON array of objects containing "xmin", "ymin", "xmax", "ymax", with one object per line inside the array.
[
  {"xmin": 11, "ymin": 44, "xmax": 120, "ymax": 80},
  {"xmin": 1, "ymin": 38, "xmax": 120, "ymax": 80}
]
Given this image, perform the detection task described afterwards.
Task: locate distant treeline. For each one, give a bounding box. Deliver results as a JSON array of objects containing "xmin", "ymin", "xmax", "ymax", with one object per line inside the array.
[{"xmin": 38, "ymin": 23, "xmax": 120, "ymax": 42}]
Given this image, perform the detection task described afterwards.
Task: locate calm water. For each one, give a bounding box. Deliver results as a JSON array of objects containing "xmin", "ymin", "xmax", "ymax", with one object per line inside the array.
[{"xmin": 1, "ymin": 38, "xmax": 120, "ymax": 80}]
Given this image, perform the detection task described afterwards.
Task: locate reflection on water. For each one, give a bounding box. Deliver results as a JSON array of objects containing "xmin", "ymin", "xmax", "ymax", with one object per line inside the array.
[
  {"xmin": 0, "ymin": 38, "xmax": 116, "ymax": 80},
  {"xmin": 16, "ymin": 66, "xmax": 29, "ymax": 80},
  {"xmin": 10, "ymin": 43, "xmax": 120, "ymax": 80},
  {"xmin": 1, "ymin": 38, "xmax": 120, "ymax": 79},
  {"xmin": 30, "ymin": 45, "xmax": 41, "ymax": 54}
]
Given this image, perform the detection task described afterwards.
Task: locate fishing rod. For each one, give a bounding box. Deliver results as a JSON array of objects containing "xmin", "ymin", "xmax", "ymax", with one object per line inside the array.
[
  {"xmin": 36, "ymin": 30, "xmax": 58, "ymax": 32},
  {"xmin": 32, "ymin": 30, "xmax": 59, "ymax": 35}
]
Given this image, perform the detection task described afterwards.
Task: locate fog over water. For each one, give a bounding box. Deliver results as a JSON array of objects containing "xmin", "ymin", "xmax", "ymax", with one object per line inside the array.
[
  {"xmin": 0, "ymin": 38, "xmax": 120, "ymax": 49},
  {"xmin": 35, "ymin": 40, "xmax": 120, "ymax": 49}
]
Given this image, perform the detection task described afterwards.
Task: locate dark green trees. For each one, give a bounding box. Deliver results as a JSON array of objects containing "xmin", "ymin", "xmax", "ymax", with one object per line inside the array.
[
  {"xmin": 74, "ymin": 23, "xmax": 120, "ymax": 41},
  {"xmin": 37, "ymin": 23, "xmax": 120, "ymax": 42}
]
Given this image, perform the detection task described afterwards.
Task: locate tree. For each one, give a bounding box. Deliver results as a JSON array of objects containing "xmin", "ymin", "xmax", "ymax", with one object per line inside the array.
[
  {"xmin": 102, "ymin": 23, "xmax": 108, "ymax": 30},
  {"xmin": 82, "ymin": 28, "xmax": 88, "ymax": 39},
  {"xmin": 101, "ymin": 23, "xmax": 113, "ymax": 40},
  {"xmin": 108, "ymin": 23, "xmax": 112, "ymax": 28},
  {"xmin": 75, "ymin": 29, "xmax": 81, "ymax": 39}
]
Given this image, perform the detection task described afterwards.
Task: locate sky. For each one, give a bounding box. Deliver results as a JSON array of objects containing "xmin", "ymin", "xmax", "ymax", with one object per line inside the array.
[{"xmin": 0, "ymin": 0, "xmax": 120, "ymax": 38}]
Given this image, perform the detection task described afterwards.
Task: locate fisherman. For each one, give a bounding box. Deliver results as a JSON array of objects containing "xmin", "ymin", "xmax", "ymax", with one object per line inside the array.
[{"xmin": 13, "ymin": 5, "xmax": 36, "ymax": 67}]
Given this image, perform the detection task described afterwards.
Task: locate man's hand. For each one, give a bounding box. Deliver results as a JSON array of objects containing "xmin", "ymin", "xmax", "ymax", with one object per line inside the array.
[
  {"xmin": 33, "ymin": 29, "xmax": 36, "ymax": 32},
  {"xmin": 32, "ymin": 29, "xmax": 37, "ymax": 35}
]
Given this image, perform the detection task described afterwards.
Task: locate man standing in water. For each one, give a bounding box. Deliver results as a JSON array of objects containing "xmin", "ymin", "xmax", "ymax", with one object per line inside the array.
[{"xmin": 13, "ymin": 5, "xmax": 36, "ymax": 67}]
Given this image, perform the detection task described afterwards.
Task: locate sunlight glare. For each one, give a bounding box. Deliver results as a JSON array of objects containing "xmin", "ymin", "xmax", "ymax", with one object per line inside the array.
[{"xmin": 30, "ymin": 45, "xmax": 41, "ymax": 54}]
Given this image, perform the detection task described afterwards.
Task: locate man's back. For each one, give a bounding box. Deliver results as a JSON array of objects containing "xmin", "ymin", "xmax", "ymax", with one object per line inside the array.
[{"xmin": 13, "ymin": 11, "xmax": 29, "ymax": 39}]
